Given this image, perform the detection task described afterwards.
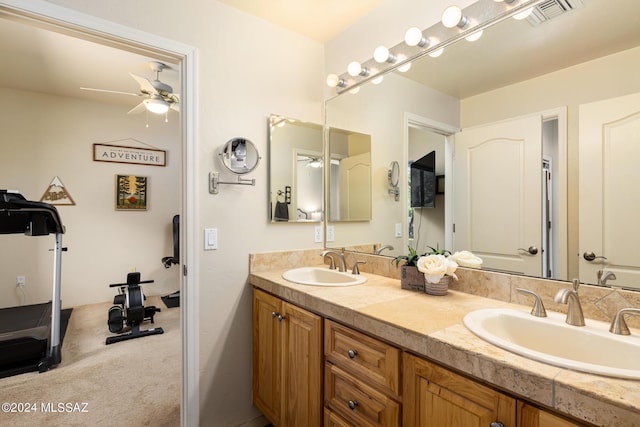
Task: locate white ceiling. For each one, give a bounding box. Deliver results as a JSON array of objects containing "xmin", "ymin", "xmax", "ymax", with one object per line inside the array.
[{"xmin": 1, "ymin": 0, "xmax": 639, "ymax": 107}]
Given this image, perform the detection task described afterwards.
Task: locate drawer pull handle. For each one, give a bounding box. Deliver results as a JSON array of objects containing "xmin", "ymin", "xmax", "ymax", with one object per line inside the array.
[
  {"xmin": 348, "ymin": 400, "xmax": 358, "ymax": 410},
  {"xmin": 489, "ymin": 422, "xmax": 504, "ymax": 427},
  {"xmin": 347, "ymin": 349, "xmax": 358, "ymax": 359}
]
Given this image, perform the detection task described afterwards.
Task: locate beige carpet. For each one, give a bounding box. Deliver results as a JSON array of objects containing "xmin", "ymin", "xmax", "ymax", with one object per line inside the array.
[{"xmin": 0, "ymin": 296, "xmax": 181, "ymax": 426}]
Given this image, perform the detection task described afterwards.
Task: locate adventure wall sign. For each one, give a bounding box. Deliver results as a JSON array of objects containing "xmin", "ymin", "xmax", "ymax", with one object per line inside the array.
[{"xmin": 93, "ymin": 143, "xmax": 166, "ymax": 167}]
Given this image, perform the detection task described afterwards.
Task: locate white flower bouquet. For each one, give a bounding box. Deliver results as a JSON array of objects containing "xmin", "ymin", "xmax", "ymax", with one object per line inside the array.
[{"xmin": 416, "ymin": 254, "xmax": 458, "ymax": 284}]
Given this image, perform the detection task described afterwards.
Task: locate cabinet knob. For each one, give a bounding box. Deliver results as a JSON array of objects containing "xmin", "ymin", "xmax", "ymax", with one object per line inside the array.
[
  {"xmin": 347, "ymin": 349, "xmax": 358, "ymax": 359},
  {"xmin": 489, "ymin": 422, "xmax": 504, "ymax": 427},
  {"xmin": 271, "ymin": 311, "xmax": 278, "ymax": 318},
  {"xmin": 277, "ymin": 314, "xmax": 286, "ymax": 321},
  {"xmin": 348, "ymin": 400, "xmax": 358, "ymax": 410}
]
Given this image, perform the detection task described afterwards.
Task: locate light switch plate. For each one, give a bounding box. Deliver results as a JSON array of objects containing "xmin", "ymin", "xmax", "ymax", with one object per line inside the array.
[
  {"xmin": 395, "ymin": 223, "xmax": 402, "ymax": 237},
  {"xmin": 204, "ymin": 228, "xmax": 218, "ymax": 250},
  {"xmin": 314, "ymin": 226, "xmax": 322, "ymax": 243}
]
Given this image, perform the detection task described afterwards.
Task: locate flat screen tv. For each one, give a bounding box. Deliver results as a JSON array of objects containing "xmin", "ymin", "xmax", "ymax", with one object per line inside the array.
[{"xmin": 410, "ymin": 151, "xmax": 436, "ymax": 208}]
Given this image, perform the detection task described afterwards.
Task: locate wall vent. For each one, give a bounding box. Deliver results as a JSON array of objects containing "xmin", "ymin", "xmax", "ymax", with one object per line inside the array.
[{"xmin": 527, "ymin": 0, "xmax": 584, "ymax": 26}]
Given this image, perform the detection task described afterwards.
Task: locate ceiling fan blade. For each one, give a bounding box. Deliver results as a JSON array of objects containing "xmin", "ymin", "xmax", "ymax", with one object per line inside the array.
[
  {"xmin": 130, "ymin": 73, "xmax": 158, "ymax": 95},
  {"xmin": 170, "ymin": 103, "xmax": 180, "ymax": 113},
  {"xmin": 127, "ymin": 102, "xmax": 147, "ymax": 115},
  {"xmin": 80, "ymin": 87, "xmax": 141, "ymax": 97}
]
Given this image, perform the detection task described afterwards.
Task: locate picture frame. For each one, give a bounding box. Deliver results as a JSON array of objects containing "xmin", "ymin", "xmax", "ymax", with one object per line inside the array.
[{"xmin": 115, "ymin": 175, "xmax": 148, "ymax": 210}]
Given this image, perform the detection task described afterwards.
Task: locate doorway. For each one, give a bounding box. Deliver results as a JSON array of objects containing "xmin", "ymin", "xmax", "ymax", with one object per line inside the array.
[{"xmin": 0, "ymin": 2, "xmax": 198, "ymax": 425}]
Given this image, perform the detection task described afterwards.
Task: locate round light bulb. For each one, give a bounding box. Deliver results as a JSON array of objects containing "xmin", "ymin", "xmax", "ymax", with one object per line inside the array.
[
  {"xmin": 373, "ymin": 46, "xmax": 395, "ymax": 64},
  {"xmin": 404, "ymin": 27, "xmax": 427, "ymax": 47},
  {"xmin": 349, "ymin": 86, "xmax": 360, "ymax": 95},
  {"xmin": 144, "ymin": 96, "xmax": 170, "ymax": 114},
  {"xmin": 513, "ymin": 7, "xmax": 533, "ymax": 20},
  {"xmin": 442, "ymin": 5, "xmax": 467, "ymax": 28},
  {"xmin": 347, "ymin": 61, "xmax": 363, "ymax": 77},
  {"xmin": 326, "ymin": 74, "xmax": 340, "ymax": 87},
  {"xmin": 429, "ymin": 47, "xmax": 444, "ymax": 58},
  {"xmin": 398, "ymin": 62, "xmax": 411, "ymax": 73},
  {"xmin": 372, "ymin": 75, "xmax": 384, "ymax": 84},
  {"xmin": 465, "ymin": 29, "xmax": 483, "ymax": 42}
]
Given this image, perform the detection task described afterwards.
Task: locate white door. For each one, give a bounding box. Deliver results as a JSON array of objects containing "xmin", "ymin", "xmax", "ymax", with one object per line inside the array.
[
  {"xmin": 339, "ymin": 152, "xmax": 371, "ymax": 221},
  {"xmin": 454, "ymin": 115, "xmax": 542, "ymax": 275},
  {"xmin": 579, "ymin": 92, "xmax": 640, "ymax": 289}
]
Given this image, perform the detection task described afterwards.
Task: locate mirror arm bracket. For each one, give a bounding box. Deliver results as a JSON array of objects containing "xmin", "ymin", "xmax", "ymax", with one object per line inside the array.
[{"xmin": 209, "ymin": 171, "xmax": 256, "ymax": 194}]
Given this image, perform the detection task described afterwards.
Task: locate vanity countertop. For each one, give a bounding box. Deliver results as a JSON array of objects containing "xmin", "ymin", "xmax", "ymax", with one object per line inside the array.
[{"xmin": 250, "ymin": 267, "xmax": 640, "ymax": 427}]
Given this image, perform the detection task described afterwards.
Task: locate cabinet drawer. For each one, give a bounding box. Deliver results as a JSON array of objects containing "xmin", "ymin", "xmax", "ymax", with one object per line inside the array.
[
  {"xmin": 325, "ymin": 363, "xmax": 400, "ymax": 427},
  {"xmin": 324, "ymin": 320, "xmax": 400, "ymax": 396},
  {"xmin": 323, "ymin": 408, "xmax": 353, "ymax": 427}
]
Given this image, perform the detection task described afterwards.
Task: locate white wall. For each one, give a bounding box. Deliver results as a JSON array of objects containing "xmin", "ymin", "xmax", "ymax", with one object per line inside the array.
[
  {"xmin": 39, "ymin": 0, "xmax": 325, "ymax": 425},
  {"xmin": 0, "ymin": 88, "xmax": 180, "ymax": 308}
]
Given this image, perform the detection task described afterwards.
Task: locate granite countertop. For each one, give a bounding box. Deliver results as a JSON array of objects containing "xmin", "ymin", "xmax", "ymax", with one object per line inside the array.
[{"xmin": 250, "ymin": 267, "xmax": 640, "ymax": 427}]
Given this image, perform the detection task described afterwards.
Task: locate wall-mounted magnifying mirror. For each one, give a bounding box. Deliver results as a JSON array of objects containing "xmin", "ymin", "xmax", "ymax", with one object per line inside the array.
[
  {"xmin": 219, "ymin": 137, "xmax": 260, "ymax": 175},
  {"xmin": 388, "ymin": 161, "xmax": 400, "ymax": 201}
]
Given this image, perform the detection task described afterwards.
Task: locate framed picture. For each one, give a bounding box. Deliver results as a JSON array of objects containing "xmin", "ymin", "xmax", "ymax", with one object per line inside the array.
[{"xmin": 115, "ymin": 175, "xmax": 148, "ymax": 210}]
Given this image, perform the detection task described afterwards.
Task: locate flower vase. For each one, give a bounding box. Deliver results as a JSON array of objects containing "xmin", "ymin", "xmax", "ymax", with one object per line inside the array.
[
  {"xmin": 425, "ymin": 275, "xmax": 451, "ymax": 296},
  {"xmin": 400, "ymin": 265, "xmax": 426, "ymax": 292}
]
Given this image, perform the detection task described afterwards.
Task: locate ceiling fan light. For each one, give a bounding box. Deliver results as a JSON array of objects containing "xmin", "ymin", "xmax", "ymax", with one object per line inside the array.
[{"xmin": 145, "ymin": 96, "xmax": 170, "ymax": 114}]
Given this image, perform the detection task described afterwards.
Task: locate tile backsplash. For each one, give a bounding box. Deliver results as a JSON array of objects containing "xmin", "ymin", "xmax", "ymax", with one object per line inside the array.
[{"xmin": 250, "ymin": 249, "xmax": 640, "ymax": 329}]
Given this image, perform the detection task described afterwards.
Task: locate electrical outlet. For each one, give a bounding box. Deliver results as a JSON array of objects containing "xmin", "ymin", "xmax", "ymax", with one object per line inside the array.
[
  {"xmin": 16, "ymin": 276, "xmax": 25, "ymax": 287},
  {"xmin": 326, "ymin": 225, "xmax": 335, "ymax": 242},
  {"xmin": 314, "ymin": 226, "xmax": 322, "ymax": 243}
]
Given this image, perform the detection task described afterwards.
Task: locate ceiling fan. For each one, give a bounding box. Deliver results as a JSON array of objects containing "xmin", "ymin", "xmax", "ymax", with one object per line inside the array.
[{"xmin": 80, "ymin": 61, "xmax": 179, "ymax": 115}]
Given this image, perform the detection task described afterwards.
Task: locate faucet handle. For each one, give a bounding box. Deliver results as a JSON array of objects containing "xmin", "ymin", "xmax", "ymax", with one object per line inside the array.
[
  {"xmin": 609, "ymin": 308, "xmax": 640, "ymax": 335},
  {"xmin": 352, "ymin": 261, "xmax": 366, "ymax": 275},
  {"xmin": 516, "ymin": 288, "xmax": 547, "ymax": 317}
]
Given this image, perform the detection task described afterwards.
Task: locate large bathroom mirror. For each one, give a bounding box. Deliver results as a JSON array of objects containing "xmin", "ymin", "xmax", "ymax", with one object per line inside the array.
[
  {"xmin": 268, "ymin": 114, "xmax": 323, "ymax": 222},
  {"xmin": 324, "ymin": 0, "xmax": 640, "ymax": 289}
]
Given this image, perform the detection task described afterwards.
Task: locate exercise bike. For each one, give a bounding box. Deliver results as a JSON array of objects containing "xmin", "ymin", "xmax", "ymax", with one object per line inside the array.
[{"xmin": 106, "ymin": 272, "xmax": 163, "ymax": 345}]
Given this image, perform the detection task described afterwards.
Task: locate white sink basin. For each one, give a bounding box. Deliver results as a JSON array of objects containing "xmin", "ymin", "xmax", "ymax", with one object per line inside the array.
[
  {"xmin": 282, "ymin": 267, "xmax": 367, "ymax": 287},
  {"xmin": 463, "ymin": 308, "xmax": 640, "ymax": 379}
]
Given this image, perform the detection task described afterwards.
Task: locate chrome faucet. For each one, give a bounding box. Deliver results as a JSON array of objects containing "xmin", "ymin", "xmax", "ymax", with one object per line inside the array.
[
  {"xmin": 321, "ymin": 250, "xmax": 346, "ymax": 272},
  {"xmin": 597, "ymin": 269, "xmax": 617, "ymax": 286},
  {"xmin": 554, "ymin": 279, "xmax": 585, "ymax": 326},
  {"xmin": 374, "ymin": 244, "xmax": 394, "ymax": 255},
  {"xmin": 609, "ymin": 308, "xmax": 640, "ymax": 335}
]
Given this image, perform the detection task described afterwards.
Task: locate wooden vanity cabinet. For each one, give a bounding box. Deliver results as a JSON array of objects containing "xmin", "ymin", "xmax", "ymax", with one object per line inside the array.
[
  {"xmin": 324, "ymin": 320, "xmax": 401, "ymax": 427},
  {"xmin": 404, "ymin": 352, "xmax": 516, "ymax": 427},
  {"xmin": 518, "ymin": 402, "xmax": 584, "ymax": 427},
  {"xmin": 252, "ymin": 288, "xmax": 322, "ymax": 427}
]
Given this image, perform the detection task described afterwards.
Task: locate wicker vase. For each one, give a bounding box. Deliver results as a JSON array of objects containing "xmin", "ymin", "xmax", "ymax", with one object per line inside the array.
[
  {"xmin": 400, "ymin": 265, "xmax": 425, "ymax": 292},
  {"xmin": 424, "ymin": 275, "xmax": 451, "ymax": 296}
]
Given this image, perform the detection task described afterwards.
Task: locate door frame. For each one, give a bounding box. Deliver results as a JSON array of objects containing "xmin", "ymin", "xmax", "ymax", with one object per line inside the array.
[
  {"xmin": 0, "ymin": 1, "xmax": 199, "ymax": 425},
  {"xmin": 403, "ymin": 112, "xmax": 459, "ymax": 253}
]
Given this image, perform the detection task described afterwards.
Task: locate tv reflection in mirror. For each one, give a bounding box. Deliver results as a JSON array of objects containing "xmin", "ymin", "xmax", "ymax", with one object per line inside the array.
[{"xmin": 410, "ymin": 151, "xmax": 436, "ymax": 208}]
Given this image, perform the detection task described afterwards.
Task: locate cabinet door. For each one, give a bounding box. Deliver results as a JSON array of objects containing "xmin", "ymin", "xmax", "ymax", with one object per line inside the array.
[
  {"xmin": 253, "ymin": 289, "xmax": 283, "ymax": 425},
  {"xmin": 283, "ymin": 302, "xmax": 322, "ymax": 427},
  {"xmin": 518, "ymin": 402, "xmax": 584, "ymax": 427},
  {"xmin": 403, "ymin": 353, "xmax": 516, "ymax": 427}
]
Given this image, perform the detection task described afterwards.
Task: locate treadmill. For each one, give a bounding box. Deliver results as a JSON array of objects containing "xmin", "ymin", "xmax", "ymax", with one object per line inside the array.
[{"xmin": 0, "ymin": 190, "xmax": 65, "ymax": 376}]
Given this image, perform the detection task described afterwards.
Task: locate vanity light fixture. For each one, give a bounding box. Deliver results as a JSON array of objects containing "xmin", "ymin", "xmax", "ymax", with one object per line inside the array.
[
  {"xmin": 442, "ymin": 5, "xmax": 469, "ymax": 29},
  {"xmin": 373, "ymin": 46, "xmax": 397, "ymax": 64},
  {"xmin": 144, "ymin": 94, "xmax": 170, "ymax": 114},
  {"xmin": 326, "ymin": 0, "xmax": 548, "ymax": 94},
  {"xmin": 326, "ymin": 73, "xmax": 346, "ymax": 88},
  {"xmin": 347, "ymin": 61, "xmax": 369, "ymax": 77},
  {"xmin": 404, "ymin": 27, "xmax": 430, "ymax": 47}
]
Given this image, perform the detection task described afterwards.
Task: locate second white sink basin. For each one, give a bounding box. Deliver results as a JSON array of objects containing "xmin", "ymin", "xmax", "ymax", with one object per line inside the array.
[
  {"xmin": 463, "ymin": 308, "xmax": 640, "ymax": 379},
  {"xmin": 282, "ymin": 267, "xmax": 367, "ymax": 287}
]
